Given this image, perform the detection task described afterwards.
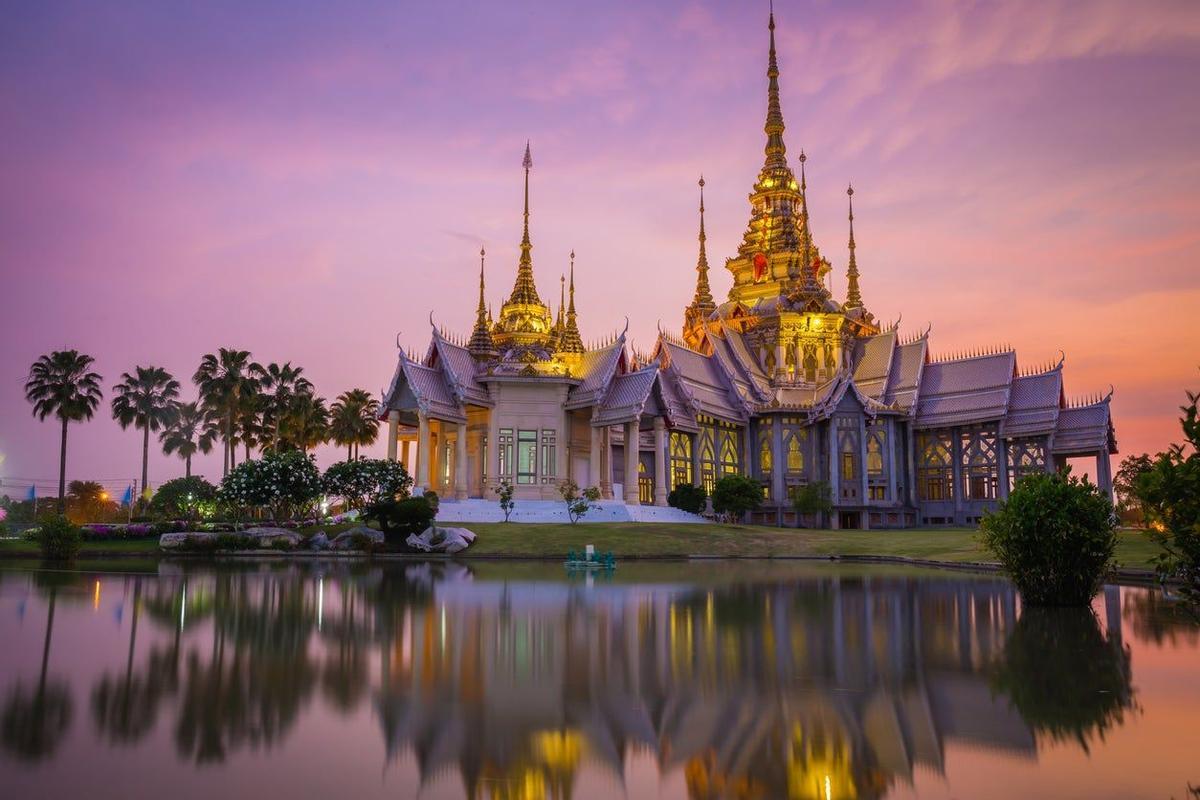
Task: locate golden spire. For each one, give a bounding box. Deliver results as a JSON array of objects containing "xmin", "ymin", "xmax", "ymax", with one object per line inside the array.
[
  {"xmin": 800, "ymin": 152, "xmax": 819, "ymax": 288},
  {"xmin": 844, "ymin": 184, "xmax": 863, "ymax": 309},
  {"xmin": 559, "ymin": 250, "xmax": 585, "ymax": 354},
  {"xmin": 506, "ymin": 141, "xmax": 543, "ymax": 307},
  {"xmin": 468, "ymin": 247, "xmax": 496, "ymax": 358},
  {"xmin": 690, "ymin": 175, "xmax": 716, "ymax": 316},
  {"xmin": 764, "ymin": 5, "xmax": 787, "ymax": 170}
]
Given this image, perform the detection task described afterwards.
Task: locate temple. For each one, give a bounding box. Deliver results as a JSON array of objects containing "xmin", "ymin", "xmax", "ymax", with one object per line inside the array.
[{"xmin": 380, "ymin": 10, "xmax": 1117, "ymax": 527}]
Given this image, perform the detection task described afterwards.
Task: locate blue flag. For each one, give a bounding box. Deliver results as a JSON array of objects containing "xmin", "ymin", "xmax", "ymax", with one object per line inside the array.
[
  {"xmin": 26, "ymin": 485, "xmax": 36, "ymax": 502},
  {"xmin": 120, "ymin": 485, "xmax": 134, "ymax": 505}
]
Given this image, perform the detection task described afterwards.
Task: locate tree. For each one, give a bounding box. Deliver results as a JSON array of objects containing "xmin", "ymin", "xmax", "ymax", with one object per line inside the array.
[
  {"xmin": 193, "ymin": 349, "xmax": 257, "ymax": 477},
  {"xmin": 252, "ymin": 361, "xmax": 312, "ymax": 453},
  {"xmin": 159, "ymin": 401, "xmax": 218, "ymax": 478},
  {"xmin": 1113, "ymin": 454, "xmax": 1154, "ymax": 524},
  {"xmin": 280, "ymin": 392, "xmax": 329, "ymax": 454},
  {"xmin": 558, "ymin": 480, "xmax": 601, "ymax": 523},
  {"xmin": 111, "ymin": 366, "xmax": 181, "ymax": 500},
  {"xmin": 66, "ymin": 480, "xmax": 114, "ymax": 522},
  {"xmin": 24, "ymin": 350, "xmax": 104, "ymax": 512},
  {"xmin": 150, "ymin": 476, "xmax": 217, "ymax": 523},
  {"xmin": 329, "ymin": 389, "xmax": 381, "ymax": 460},
  {"xmin": 1133, "ymin": 385, "xmax": 1200, "ymax": 614},
  {"xmin": 494, "ymin": 479, "xmax": 515, "ymax": 522},
  {"xmin": 667, "ymin": 484, "xmax": 707, "ymax": 514},
  {"xmin": 791, "ymin": 480, "xmax": 832, "ymax": 528},
  {"xmin": 218, "ymin": 451, "xmax": 322, "ymax": 522},
  {"xmin": 322, "ymin": 459, "xmax": 412, "ymax": 512},
  {"xmin": 980, "ymin": 468, "xmax": 1116, "ymax": 606},
  {"xmin": 710, "ymin": 474, "xmax": 763, "ymax": 523}
]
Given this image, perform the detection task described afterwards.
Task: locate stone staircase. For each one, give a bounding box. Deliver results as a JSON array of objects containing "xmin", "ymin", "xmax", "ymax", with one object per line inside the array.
[{"xmin": 435, "ymin": 498, "xmax": 708, "ymax": 525}]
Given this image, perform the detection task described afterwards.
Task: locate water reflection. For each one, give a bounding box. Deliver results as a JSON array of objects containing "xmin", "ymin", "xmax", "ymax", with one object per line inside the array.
[{"xmin": 0, "ymin": 561, "xmax": 1196, "ymax": 799}]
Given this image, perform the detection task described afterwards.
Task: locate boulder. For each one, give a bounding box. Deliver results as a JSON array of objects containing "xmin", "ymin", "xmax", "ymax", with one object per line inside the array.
[
  {"xmin": 308, "ymin": 532, "xmax": 330, "ymax": 551},
  {"xmin": 160, "ymin": 532, "xmax": 207, "ymax": 550},
  {"xmin": 331, "ymin": 525, "xmax": 385, "ymax": 551},
  {"xmin": 406, "ymin": 526, "xmax": 476, "ymax": 555},
  {"xmin": 245, "ymin": 527, "xmax": 304, "ymax": 548}
]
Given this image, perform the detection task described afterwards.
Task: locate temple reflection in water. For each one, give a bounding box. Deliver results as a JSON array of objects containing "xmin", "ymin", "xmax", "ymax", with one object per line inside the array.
[{"xmin": 0, "ymin": 562, "xmax": 1153, "ymax": 799}]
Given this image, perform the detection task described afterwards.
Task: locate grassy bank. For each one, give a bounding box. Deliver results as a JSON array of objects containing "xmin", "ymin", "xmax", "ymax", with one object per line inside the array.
[{"xmin": 0, "ymin": 524, "xmax": 1163, "ymax": 569}]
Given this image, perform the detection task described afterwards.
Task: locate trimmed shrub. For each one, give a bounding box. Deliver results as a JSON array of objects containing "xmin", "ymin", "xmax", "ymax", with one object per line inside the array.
[
  {"xmin": 35, "ymin": 516, "xmax": 82, "ymax": 561},
  {"xmin": 218, "ymin": 450, "xmax": 322, "ymax": 521},
  {"xmin": 667, "ymin": 484, "xmax": 706, "ymax": 515},
  {"xmin": 711, "ymin": 474, "xmax": 763, "ymax": 522},
  {"xmin": 980, "ymin": 469, "xmax": 1116, "ymax": 606},
  {"xmin": 364, "ymin": 496, "xmax": 436, "ymax": 545},
  {"xmin": 322, "ymin": 459, "xmax": 413, "ymax": 512},
  {"xmin": 150, "ymin": 476, "xmax": 217, "ymax": 522}
]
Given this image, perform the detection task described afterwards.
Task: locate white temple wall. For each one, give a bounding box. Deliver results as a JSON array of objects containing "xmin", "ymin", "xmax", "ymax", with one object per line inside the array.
[{"xmin": 487, "ymin": 381, "xmax": 572, "ymax": 500}]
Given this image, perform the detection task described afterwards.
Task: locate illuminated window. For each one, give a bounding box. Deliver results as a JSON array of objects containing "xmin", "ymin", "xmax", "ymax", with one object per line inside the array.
[
  {"xmin": 699, "ymin": 425, "xmax": 716, "ymax": 494},
  {"xmin": 498, "ymin": 428, "xmax": 513, "ymax": 477},
  {"xmin": 517, "ymin": 429, "xmax": 537, "ymax": 484},
  {"xmin": 759, "ymin": 435, "xmax": 772, "ymax": 475},
  {"xmin": 670, "ymin": 431, "xmax": 693, "ymax": 489},
  {"xmin": 719, "ymin": 431, "xmax": 739, "ymax": 476},
  {"xmin": 961, "ymin": 426, "xmax": 998, "ymax": 500},
  {"xmin": 841, "ymin": 451, "xmax": 856, "ymax": 481},
  {"xmin": 917, "ymin": 431, "xmax": 954, "ymax": 501},
  {"xmin": 540, "ymin": 429, "xmax": 556, "ymax": 483},
  {"xmin": 786, "ymin": 434, "xmax": 805, "ymax": 473},
  {"xmin": 867, "ymin": 432, "xmax": 884, "ymax": 476}
]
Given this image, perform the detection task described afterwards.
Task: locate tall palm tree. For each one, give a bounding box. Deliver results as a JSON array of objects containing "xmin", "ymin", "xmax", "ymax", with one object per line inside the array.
[
  {"xmin": 160, "ymin": 401, "xmax": 218, "ymax": 478},
  {"xmin": 193, "ymin": 349, "xmax": 256, "ymax": 476},
  {"xmin": 281, "ymin": 393, "xmax": 329, "ymax": 455},
  {"xmin": 112, "ymin": 366, "xmax": 181, "ymax": 500},
  {"xmin": 24, "ymin": 350, "xmax": 104, "ymax": 511},
  {"xmin": 235, "ymin": 393, "xmax": 266, "ymax": 463},
  {"xmin": 252, "ymin": 362, "xmax": 312, "ymax": 454},
  {"xmin": 329, "ymin": 389, "xmax": 381, "ymax": 460}
]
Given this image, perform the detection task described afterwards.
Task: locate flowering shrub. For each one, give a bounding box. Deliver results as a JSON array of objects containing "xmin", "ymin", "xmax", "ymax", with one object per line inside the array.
[
  {"xmin": 151, "ymin": 476, "xmax": 218, "ymax": 523},
  {"xmin": 218, "ymin": 450, "xmax": 323, "ymax": 522},
  {"xmin": 78, "ymin": 521, "xmax": 187, "ymax": 540},
  {"xmin": 322, "ymin": 459, "xmax": 412, "ymax": 512}
]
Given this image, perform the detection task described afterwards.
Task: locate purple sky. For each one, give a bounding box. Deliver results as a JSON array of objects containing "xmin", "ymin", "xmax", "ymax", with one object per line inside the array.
[{"xmin": 2, "ymin": 0, "xmax": 1198, "ymax": 495}]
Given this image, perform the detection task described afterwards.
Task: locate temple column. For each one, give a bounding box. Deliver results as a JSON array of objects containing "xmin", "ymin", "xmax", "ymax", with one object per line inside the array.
[
  {"xmin": 415, "ymin": 411, "xmax": 430, "ymax": 493},
  {"xmin": 624, "ymin": 419, "xmax": 641, "ymax": 504},
  {"xmin": 906, "ymin": 423, "xmax": 919, "ymax": 508},
  {"xmin": 454, "ymin": 422, "xmax": 468, "ymax": 500},
  {"xmin": 1097, "ymin": 451, "xmax": 1114, "ymax": 504},
  {"xmin": 691, "ymin": 430, "xmax": 702, "ymax": 489},
  {"xmin": 860, "ymin": 417, "xmax": 870, "ymax": 529},
  {"xmin": 951, "ymin": 427, "xmax": 964, "ymax": 524},
  {"xmin": 401, "ymin": 439, "xmax": 411, "ymax": 475},
  {"xmin": 741, "ymin": 425, "xmax": 752, "ymax": 478},
  {"xmin": 998, "ymin": 438, "xmax": 1010, "ymax": 500},
  {"xmin": 886, "ymin": 418, "xmax": 898, "ymax": 505},
  {"xmin": 600, "ymin": 426, "xmax": 614, "ymax": 499},
  {"xmin": 828, "ymin": 421, "xmax": 840, "ymax": 529},
  {"xmin": 429, "ymin": 423, "xmax": 441, "ymax": 494},
  {"xmin": 485, "ymin": 402, "xmax": 499, "ymax": 493},
  {"xmin": 771, "ymin": 417, "xmax": 785, "ymax": 519},
  {"xmin": 653, "ymin": 417, "xmax": 668, "ymax": 506},
  {"xmin": 590, "ymin": 425, "xmax": 603, "ymax": 493},
  {"xmin": 386, "ymin": 410, "xmax": 399, "ymax": 461}
]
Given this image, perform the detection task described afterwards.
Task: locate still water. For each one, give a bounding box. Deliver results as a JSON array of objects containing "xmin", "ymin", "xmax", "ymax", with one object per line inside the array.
[{"xmin": 0, "ymin": 560, "xmax": 1197, "ymax": 800}]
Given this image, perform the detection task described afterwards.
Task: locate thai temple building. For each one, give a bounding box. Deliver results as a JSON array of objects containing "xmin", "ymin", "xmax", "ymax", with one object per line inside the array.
[{"xmin": 381, "ymin": 10, "xmax": 1117, "ymax": 528}]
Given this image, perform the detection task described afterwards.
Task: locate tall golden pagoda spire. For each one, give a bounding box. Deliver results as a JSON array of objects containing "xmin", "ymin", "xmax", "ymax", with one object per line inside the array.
[
  {"xmin": 559, "ymin": 250, "xmax": 584, "ymax": 354},
  {"xmin": 494, "ymin": 142, "xmax": 553, "ymax": 348},
  {"xmin": 468, "ymin": 247, "xmax": 496, "ymax": 359},
  {"xmin": 844, "ymin": 184, "xmax": 863, "ymax": 309},
  {"xmin": 684, "ymin": 176, "xmax": 717, "ymax": 345},
  {"xmin": 764, "ymin": 4, "xmax": 787, "ymax": 171}
]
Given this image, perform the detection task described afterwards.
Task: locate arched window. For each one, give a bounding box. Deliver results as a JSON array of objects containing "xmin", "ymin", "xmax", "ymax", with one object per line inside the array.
[
  {"xmin": 787, "ymin": 436, "xmax": 804, "ymax": 472},
  {"xmin": 759, "ymin": 436, "xmax": 772, "ymax": 475},
  {"xmin": 720, "ymin": 432, "xmax": 739, "ymax": 475}
]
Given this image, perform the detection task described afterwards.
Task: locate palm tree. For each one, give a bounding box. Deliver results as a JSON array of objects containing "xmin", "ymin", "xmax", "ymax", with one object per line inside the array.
[
  {"xmin": 193, "ymin": 349, "xmax": 256, "ymax": 476},
  {"xmin": 160, "ymin": 401, "xmax": 218, "ymax": 478},
  {"xmin": 281, "ymin": 393, "xmax": 329, "ymax": 454},
  {"xmin": 24, "ymin": 350, "xmax": 104, "ymax": 511},
  {"xmin": 329, "ymin": 389, "xmax": 381, "ymax": 460},
  {"xmin": 252, "ymin": 362, "xmax": 312, "ymax": 454},
  {"xmin": 112, "ymin": 366, "xmax": 181, "ymax": 500}
]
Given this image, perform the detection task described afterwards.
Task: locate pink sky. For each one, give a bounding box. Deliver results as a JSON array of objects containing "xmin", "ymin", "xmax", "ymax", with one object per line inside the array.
[{"xmin": 2, "ymin": 0, "xmax": 1198, "ymax": 495}]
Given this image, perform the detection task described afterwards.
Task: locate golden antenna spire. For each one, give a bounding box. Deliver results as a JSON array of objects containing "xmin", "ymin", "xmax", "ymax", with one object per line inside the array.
[
  {"xmin": 845, "ymin": 183, "xmax": 863, "ymax": 309},
  {"xmin": 560, "ymin": 249, "xmax": 584, "ymax": 354},
  {"xmin": 763, "ymin": 3, "xmax": 787, "ymax": 169},
  {"xmin": 688, "ymin": 175, "xmax": 716, "ymax": 320},
  {"xmin": 468, "ymin": 247, "xmax": 496, "ymax": 359}
]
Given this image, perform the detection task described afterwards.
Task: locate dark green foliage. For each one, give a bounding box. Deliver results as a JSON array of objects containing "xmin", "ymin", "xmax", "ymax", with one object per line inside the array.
[
  {"xmin": 321, "ymin": 458, "xmax": 412, "ymax": 512},
  {"xmin": 35, "ymin": 516, "xmax": 82, "ymax": 561},
  {"xmin": 1113, "ymin": 453, "xmax": 1154, "ymax": 523},
  {"xmin": 710, "ymin": 474, "xmax": 763, "ymax": 522},
  {"xmin": 667, "ymin": 483, "xmax": 706, "ymax": 514},
  {"xmin": 348, "ymin": 532, "xmax": 381, "ymax": 552},
  {"xmin": 791, "ymin": 480, "xmax": 832, "ymax": 527},
  {"xmin": 150, "ymin": 476, "xmax": 217, "ymax": 522},
  {"xmin": 218, "ymin": 450, "xmax": 322, "ymax": 521},
  {"xmin": 364, "ymin": 496, "xmax": 435, "ymax": 545},
  {"xmin": 494, "ymin": 479, "xmax": 515, "ymax": 522},
  {"xmin": 991, "ymin": 607, "xmax": 1133, "ymax": 750},
  {"xmin": 980, "ymin": 469, "xmax": 1116, "ymax": 606},
  {"xmin": 1134, "ymin": 388, "xmax": 1200, "ymax": 613},
  {"xmin": 422, "ymin": 490, "xmax": 439, "ymax": 515},
  {"xmin": 558, "ymin": 480, "xmax": 601, "ymax": 523}
]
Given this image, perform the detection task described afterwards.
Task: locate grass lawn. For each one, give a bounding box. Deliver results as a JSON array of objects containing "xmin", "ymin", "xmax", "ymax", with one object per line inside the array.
[{"xmin": 0, "ymin": 524, "xmax": 1163, "ymax": 570}]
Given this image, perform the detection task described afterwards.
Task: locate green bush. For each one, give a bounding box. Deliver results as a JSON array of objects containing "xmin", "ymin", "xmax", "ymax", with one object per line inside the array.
[
  {"xmin": 422, "ymin": 490, "xmax": 440, "ymax": 515},
  {"xmin": 35, "ymin": 516, "xmax": 82, "ymax": 561},
  {"xmin": 150, "ymin": 476, "xmax": 218, "ymax": 523},
  {"xmin": 791, "ymin": 481, "xmax": 832, "ymax": 527},
  {"xmin": 218, "ymin": 450, "xmax": 322, "ymax": 521},
  {"xmin": 321, "ymin": 458, "xmax": 412, "ymax": 512},
  {"xmin": 980, "ymin": 469, "xmax": 1116, "ymax": 606},
  {"xmin": 667, "ymin": 484, "xmax": 706, "ymax": 515},
  {"xmin": 349, "ymin": 531, "xmax": 381, "ymax": 552},
  {"xmin": 558, "ymin": 480, "xmax": 601, "ymax": 523},
  {"xmin": 364, "ymin": 496, "xmax": 435, "ymax": 545},
  {"xmin": 711, "ymin": 474, "xmax": 763, "ymax": 522}
]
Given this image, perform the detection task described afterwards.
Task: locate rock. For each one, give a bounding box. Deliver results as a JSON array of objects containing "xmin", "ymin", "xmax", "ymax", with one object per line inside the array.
[
  {"xmin": 308, "ymin": 532, "xmax": 330, "ymax": 550},
  {"xmin": 331, "ymin": 525, "xmax": 385, "ymax": 551},
  {"xmin": 245, "ymin": 527, "xmax": 304, "ymax": 548},
  {"xmin": 160, "ymin": 532, "xmax": 205, "ymax": 550},
  {"xmin": 406, "ymin": 526, "xmax": 476, "ymax": 555}
]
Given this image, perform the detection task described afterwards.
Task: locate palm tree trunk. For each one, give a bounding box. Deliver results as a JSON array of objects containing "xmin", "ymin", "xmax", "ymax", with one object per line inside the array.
[
  {"xmin": 185, "ymin": 454, "xmax": 192, "ymax": 479},
  {"xmin": 347, "ymin": 444, "xmax": 352, "ymax": 461},
  {"xmin": 39, "ymin": 589, "xmax": 57, "ymax": 695},
  {"xmin": 244, "ymin": 440, "xmax": 250, "ymax": 462},
  {"xmin": 57, "ymin": 417, "xmax": 68, "ymax": 513},
  {"xmin": 141, "ymin": 425, "xmax": 150, "ymax": 502}
]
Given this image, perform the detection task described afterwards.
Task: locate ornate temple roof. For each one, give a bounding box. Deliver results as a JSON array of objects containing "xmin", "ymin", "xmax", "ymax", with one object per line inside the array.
[
  {"xmin": 655, "ymin": 336, "xmax": 749, "ymax": 422},
  {"xmin": 594, "ymin": 366, "xmax": 660, "ymax": 426},
  {"xmin": 852, "ymin": 328, "xmax": 898, "ymax": 402},
  {"xmin": 382, "ymin": 349, "xmax": 466, "ymax": 422},
  {"xmin": 565, "ymin": 336, "xmax": 626, "ymax": 409},
  {"xmin": 1001, "ymin": 364, "xmax": 1063, "ymax": 438},
  {"xmin": 1052, "ymin": 395, "xmax": 1117, "ymax": 454},
  {"xmin": 429, "ymin": 331, "xmax": 491, "ymax": 407},
  {"xmin": 915, "ymin": 351, "xmax": 1016, "ymax": 429}
]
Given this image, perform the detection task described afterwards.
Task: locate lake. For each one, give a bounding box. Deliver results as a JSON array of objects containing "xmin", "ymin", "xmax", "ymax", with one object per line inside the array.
[{"xmin": 0, "ymin": 560, "xmax": 1197, "ymax": 799}]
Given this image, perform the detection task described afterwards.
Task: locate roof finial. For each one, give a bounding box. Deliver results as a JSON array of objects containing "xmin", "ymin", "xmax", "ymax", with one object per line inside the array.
[
  {"xmin": 763, "ymin": 3, "xmax": 787, "ymax": 169},
  {"xmin": 559, "ymin": 249, "xmax": 584, "ymax": 354},
  {"xmin": 845, "ymin": 183, "xmax": 863, "ymax": 309},
  {"xmin": 468, "ymin": 246, "xmax": 496, "ymax": 359},
  {"xmin": 686, "ymin": 175, "xmax": 717, "ymax": 333},
  {"xmin": 498, "ymin": 141, "xmax": 547, "ymax": 330}
]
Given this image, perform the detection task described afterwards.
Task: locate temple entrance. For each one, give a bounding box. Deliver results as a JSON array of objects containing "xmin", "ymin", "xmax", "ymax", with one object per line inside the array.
[{"xmin": 638, "ymin": 462, "xmax": 653, "ymax": 505}]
